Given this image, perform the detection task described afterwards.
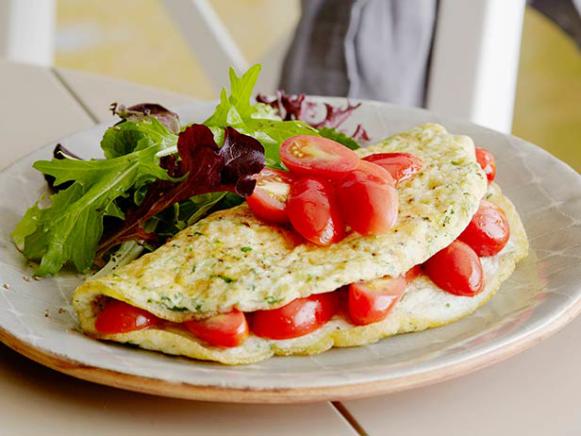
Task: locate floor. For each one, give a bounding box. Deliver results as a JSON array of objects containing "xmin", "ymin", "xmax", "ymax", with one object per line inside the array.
[{"xmin": 54, "ymin": 0, "xmax": 580, "ymax": 171}]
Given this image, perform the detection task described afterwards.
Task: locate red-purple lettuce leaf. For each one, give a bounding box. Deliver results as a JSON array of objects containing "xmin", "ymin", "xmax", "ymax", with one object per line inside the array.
[
  {"xmin": 97, "ymin": 124, "xmax": 264, "ymax": 258},
  {"xmin": 352, "ymin": 124, "xmax": 371, "ymax": 143},
  {"xmin": 256, "ymin": 91, "xmax": 305, "ymax": 121},
  {"xmin": 111, "ymin": 102, "xmax": 181, "ymax": 134},
  {"xmin": 256, "ymin": 91, "xmax": 370, "ymax": 144}
]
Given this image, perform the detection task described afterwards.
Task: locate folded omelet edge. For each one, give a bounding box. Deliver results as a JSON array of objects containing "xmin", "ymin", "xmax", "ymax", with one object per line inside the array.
[
  {"xmin": 73, "ymin": 184, "xmax": 527, "ymax": 365},
  {"xmin": 73, "ymin": 123, "xmax": 489, "ymax": 322}
]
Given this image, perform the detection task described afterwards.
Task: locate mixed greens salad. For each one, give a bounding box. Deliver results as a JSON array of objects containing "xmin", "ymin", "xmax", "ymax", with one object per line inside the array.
[{"xmin": 12, "ymin": 65, "xmax": 368, "ymax": 277}]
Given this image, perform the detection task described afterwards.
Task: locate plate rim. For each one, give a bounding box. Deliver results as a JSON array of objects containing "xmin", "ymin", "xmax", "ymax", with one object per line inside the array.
[
  {"xmin": 1, "ymin": 296, "xmax": 579, "ymax": 403},
  {"xmin": 1, "ymin": 98, "xmax": 580, "ymax": 402}
]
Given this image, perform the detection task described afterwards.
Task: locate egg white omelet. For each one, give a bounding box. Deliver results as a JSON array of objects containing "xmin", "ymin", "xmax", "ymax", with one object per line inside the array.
[{"xmin": 72, "ymin": 123, "xmax": 528, "ymax": 365}]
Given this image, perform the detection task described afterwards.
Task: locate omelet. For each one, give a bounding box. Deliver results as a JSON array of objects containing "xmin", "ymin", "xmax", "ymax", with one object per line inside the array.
[{"xmin": 72, "ymin": 123, "xmax": 528, "ymax": 365}]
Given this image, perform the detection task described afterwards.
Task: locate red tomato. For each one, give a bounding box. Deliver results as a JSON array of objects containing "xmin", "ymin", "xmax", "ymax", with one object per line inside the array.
[
  {"xmin": 363, "ymin": 152, "xmax": 423, "ymax": 185},
  {"xmin": 459, "ymin": 200, "xmax": 510, "ymax": 256},
  {"xmin": 95, "ymin": 300, "xmax": 160, "ymax": 334},
  {"xmin": 250, "ymin": 293, "xmax": 339, "ymax": 340},
  {"xmin": 347, "ymin": 275, "xmax": 407, "ymax": 325},
  {"xmin": 184, "ymin": 310, "xmax": 248, "ymax": 348},
  {"xmin": 475, "ymin": 147, "xmax": 496, "ymax": 183},
  {"xmin": 424, "ymin": 240, "xmax": 485, "ymax": 297},
  {"xmin": 280, "ymin": 135, "xmax": 359, "ymax": 179},
  {"xmin": 287, "ymin": 177, "xmax": 345, "ymax": 245},
  {"xmin": 405, "ymin": 265, "xmax": 423, "ymax": 282},
  {"xmin": 246, "ymin": 168, "xmax": 293, "ymax": 223},
  {"xmin": 337, "ymin": 161, "xmax": 399, "ymax": 235}
]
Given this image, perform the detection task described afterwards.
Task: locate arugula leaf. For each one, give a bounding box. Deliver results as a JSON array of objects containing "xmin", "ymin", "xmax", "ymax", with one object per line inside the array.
[
  {"xmin": 13, "ymin": 129, "xmax": 175, "ymax": 276},
  {"xmin": 184, "ymin": 192, "xmax": 228, "ymax": 226},
  {"xmin": 183, "ymin": 192, "xmax": 243, "ymax": 226},
  {"xmin": 101, "ymin": 117, "xmax": 177, "ymax": 159},
  {"xmin": 318, "ymin": 127, "xmax": 361, "ymax": 150},
  {"xmin": 204, "ymin": 65, "xmax": 317, "ymax": 166},
  {"xmin": 13, "ymin": 183, "xmax": 95, "ymax": 274},
  {"xmin": 44, "ymin": 144, "xmax": 82, "ymax": 193},
  {"xmin": 12, "ymin": 203, "xmax": 43, "ymax": 248},
  {"xmin": 217, "ymin": 192, "xmax": 245, "ymax": 209},
  {"xmin": 226, "ymin": 66, "xmax": 261, "ymax": 119},
  {"xmin": 92, "ymin": 240, "xmax": 145, "ymax": 279},
  {"xmin": 204, "ymin": 65, "xmax": 262, "ymax": 127},
  {"xmin": 15, "ymin": 64, "xmax": 367, "ymax": 277},
  {"xmin": 150, "ymin": 192, "xmax": 243, "ymax": 241},
  {"xmin": 95, "ymin": 124, "xmax": 265, "ymax": 260}
]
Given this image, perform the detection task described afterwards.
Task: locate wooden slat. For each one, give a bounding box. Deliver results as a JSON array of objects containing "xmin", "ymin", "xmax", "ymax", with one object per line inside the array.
[
  {"xmin": 0, "ymin": 63, "xmax": 357, "ymax": 435},
  {"xmin": 344, "ymin": 316, "xmax": 581, "ymax": 436},
  {"xmin": 54, "ymin": 68, "xmax": 197, "ymax": 123},
  {"xmin": 161, "ymin": 0, "xmax": 249, "ymax": 93},
  {"xmin": 0, "ymin": 344, "xmax": 356, "ymax": 435},
  {"xmin": 0, "ymin": 61, "xmax": 93, "ymax": 168}
]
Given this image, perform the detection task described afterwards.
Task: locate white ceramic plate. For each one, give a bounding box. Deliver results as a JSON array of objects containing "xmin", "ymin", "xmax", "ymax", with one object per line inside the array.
[{"xmin": 1, "ymin": 99, "xmax": 580, "ymax": 403}]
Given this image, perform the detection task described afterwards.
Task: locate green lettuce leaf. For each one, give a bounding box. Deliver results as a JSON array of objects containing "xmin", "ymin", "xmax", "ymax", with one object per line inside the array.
[
  {"xmin": 13, "ymin": 64, "xmax": 331, "ymax": 276},
  {"xmin": 204, "ymin": 65, "xmax": 318, "ymax": 166},
  {"xmin": 318, "ymin": 127, "xmax": 361, "ymax": 150},
  {"xmin": 12, "ymin": 128, "xmax": 175, "ymax": 276},
  {"xmin": 101, "ymin": 117, "xmax": 177, "ymax": 159}
]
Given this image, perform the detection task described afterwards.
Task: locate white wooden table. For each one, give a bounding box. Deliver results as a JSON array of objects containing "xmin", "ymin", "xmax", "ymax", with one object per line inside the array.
[{"xmin": 0, "ymin": 60, "xmax": 579, "ymax": 436}]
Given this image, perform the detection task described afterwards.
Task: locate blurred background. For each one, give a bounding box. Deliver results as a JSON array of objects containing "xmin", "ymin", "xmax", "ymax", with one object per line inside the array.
[{"xmin": 19, "ymin": 1, "xmax": 581, "ymax": 170}]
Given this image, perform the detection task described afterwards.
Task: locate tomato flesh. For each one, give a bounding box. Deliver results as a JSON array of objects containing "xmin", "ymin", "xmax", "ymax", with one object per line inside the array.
[
  {"xmin": 287, "ymin": 177, "xmax": 345, "ymax": 245},
  {"xmin": 459, "ymin": 200, "xmax": 510, "ymax": 256},
  {"xmin": 475, "ymin": 147, "xmax": 496, "ymax": 183},
  {"xmin": 337, "ymin": 161, "xmax": 398, "ymax": 235},
  {"xmin": 363, "ymin": 152, "xmax": 423, "ymax": 185},
  {"xmin": 405, "ymin": 265, "xmax": 423, "ymax": 282},
  {"xmin": 280, "ymin": 135, "xmax": 359, "ymax": 179},
  {"xmin": 348, "ymin": 275, "xmax": 407, "ymax": 325},
  {"xmin": 95, "ymin": 300, "xmax": 160, "ymax": 334},
  {"xmin": 184, "ymin": 310, "xmax": 248, "ymax": 348},
  {"xmin": 250, "ymin": 293, "xmax": 339, "ymax": 340},
  {"xmin": 246, "ymin": 168, "xmax": 293, "ymax": 224},
  {"xmin": 424, "ymin": 240, "xmax": 485, "ymax": 297}
]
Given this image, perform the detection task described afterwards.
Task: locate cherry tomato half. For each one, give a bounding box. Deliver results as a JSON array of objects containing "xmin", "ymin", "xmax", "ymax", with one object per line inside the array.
[
  {"xmin": 363, "ymin": 152, "xmax": 423, "ymax": 185},
  {"xmin": 250, "ymin": 293, "xmax": 339, "ymax": 340},
  {"xmin": 459, "ymin": 200, "xmax": 510, "ymax": 256},
  {"xmin": 184, "ymin": 310, "xmax": 249, "ymax": 348},
  {"xmin": 405, "ymin": 265, "xmax": 423, "ymax": 282},
  {"xmin": 347, "ymin": 275, "xmax": 407, "ymax": 325},
  {"xmin": 475, "ymin": 147, "xmax": 496, "ymax": 183},
  {"xmin": 246, "ymin": 168, "xmax": 293, "ymax": 224},
  {"xmin": 337, "ymin": 161, "xmax": 399, "ymax": 235},
  {"xmin": 280, "ymin": 135, "xmax": 360, "ymax": 179},
  {"xmin": 287, "ymin": 177, "xmax": 345, "ymax": 246},
  {"xmin": 424, "ymin": 240, "xmax": 485, "ymax": 297},
  {"xmin": 95, "ymin": 300, "xmax": 160, "ymax": 334}
]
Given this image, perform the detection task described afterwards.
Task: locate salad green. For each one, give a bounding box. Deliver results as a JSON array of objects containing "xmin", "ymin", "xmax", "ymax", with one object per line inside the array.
[
  {"xmin": 204, "ymin": 65, "xmax": 319, "ymax": 166},
  {"xmin": 13, "ymin": 64, "xmax": 366, "ymax": 276}
]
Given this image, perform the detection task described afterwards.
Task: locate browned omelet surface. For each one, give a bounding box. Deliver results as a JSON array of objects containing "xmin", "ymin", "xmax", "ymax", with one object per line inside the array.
[
  {"xmin": 73, "ymin": 183, "xmax": 527, "ymax": 364},
  {"xmin": 72, "ymin": 124, "xmax": 529, "ymax": 365},
  {"xmin": 73, "ymin": 124, "xmax": 487, "ymax": 323}
]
